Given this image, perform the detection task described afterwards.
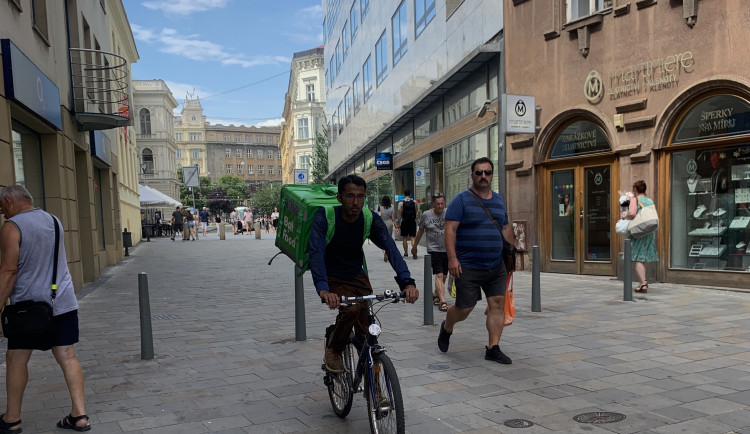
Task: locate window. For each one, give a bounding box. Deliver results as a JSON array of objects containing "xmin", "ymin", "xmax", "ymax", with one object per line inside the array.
[
  {"xmin": 567, "ymin": 0, "xmax": 610, "ymax": 21},
  {"xmin": 297, "ymin": 118, "xmax": 310, "ymax": 139},
  {"xmin": 189, "ymin": 133, "xmax": 201, "ymax": 141},
  {"xmin": 342, "ymin": 22, "xmax": 349, "ymax": 60},
  {"xmin": 361, "ymin": 0, "xmax": 370, "ymax": 21},
  {"xmin": 325, "ymin": 70, "xmax": 330, "ymax": 90},
  {"xmin": 353, "ymin": 74, "xmax": 362, "ymax": 114},
  {"xmin": 299, "ymin": 155, "xmax": 311, "ymax": 170},
  {"xmin": 259, "ymin": 165, "xmax": 264, "ymax": 175},
  {"xmin": 237, "ymin": 164, "xmax": 243, "ymax": 174},
  {"xmin": 337, "ymin": 102, "xmax": 344, "ymax": 134},
  {"xmin": 345, "ymin": 90, "xmax": 352, "ymax": 124},
  {"xmin": 141, "ymin": 148, "xmax": 154, "ymax": 174},
  {"xmin": 32, "ymin": 0, "xmax": 49, "ymax": 43},
  {"xmin": 248, "ymin": 165, "xmax": 254, "ymax": 174},
  {"xmin": 236, "ymin": 149, "xmax": 242, "ymax": 158},
  {"xmin": 375, "ymin": 31, "xmax": 388, "ymax": 86},
  {"xmin": 139, "ymin": 108, "xmax": 151, "ymax": 135},
  {"xmin": 350, "ymin": 3, "xmax": 359, "ymax": 41},
  {"xmin": 226, "ymin": 164, "xmax": 231, "ymax": 174},
  {"xmin": 224, "ymin": 133, "xmax": 231, "ymax": 141},
  {"xmin": 176, "ymin": 148, "xmax": 182, "ymax": 158},
  {"xmin": 392, "ymin": 1, "xmax": 408, "ymax": 65},
  {"xmin": 329, "ymin": 57, "xmax": 336, "ymax": 82},
  {"xmin": 363, "ymin": 55, "xmax": 373, "ymax": 102},
  {"xmin": 226, "ymin": 148, "xmax": 231, "ymax": 158},
  {"xmin": 268, "ymin": 150, "xmax": 274, "ymax": 159},
  {"xmin": 256, "ymin": 135, "xmax": 261, "ymax": 143},
  {"xmin": 175, "ymin": 133, "xmax": 182, "ymax": 141},
  {"xmin": 192, "ymin": 149, "xmax": 200, "ymax": 158},
  {"xmin": 277, "ymin": 151, "xmax": 282, "ymax": 159},
  {"xmin": 415, "ymin": 0, "xmax": 436, "ymax": 37},
  {"xmin": 306, "ymin": 84, "xmax": 315, "ymax": 102},
  {"xmin": 335, "ymin": 41, "xmax": 341, "ymax": 73},
  {"xmin": 269, "ymin": 165, "xmax": 274, "ymax": 175},
  {"xmin": 247, "ymin": 149, "xmax": 253, "ymax": 158}
]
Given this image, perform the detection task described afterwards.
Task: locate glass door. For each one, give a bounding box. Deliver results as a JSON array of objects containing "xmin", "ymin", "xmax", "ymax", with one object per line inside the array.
[{"xmin": 546, "ymin": 162, "xmax": 615, "ymax": 275}]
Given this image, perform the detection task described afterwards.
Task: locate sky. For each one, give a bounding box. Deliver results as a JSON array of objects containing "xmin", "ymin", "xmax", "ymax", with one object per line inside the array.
[{"xmin": 123, "ymin": 0, "xmax": 324, "ymax": 128}]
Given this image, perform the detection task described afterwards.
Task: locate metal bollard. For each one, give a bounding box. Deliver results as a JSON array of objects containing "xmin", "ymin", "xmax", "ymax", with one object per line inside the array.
[
  {"xmin": 138, "ymin": 272, "xmax": 154, "ymax": 360},
  {"xmin": 294, "ymin": 265, "xmax": 306, "ymax": 341},
  {"xmin": 423, "ymin": 254, "xmax": 433, "ymax": 325},
  {"xmin": 531, "ymin": 245, "xmax": 541, "ymax": 312},
  {"xmin": 219, "ymin": 222, "xmax": 226, "ymax": 240},
  {"xmin": 623, "ymin": 239, "xmax": 633, "ymax": 301}
]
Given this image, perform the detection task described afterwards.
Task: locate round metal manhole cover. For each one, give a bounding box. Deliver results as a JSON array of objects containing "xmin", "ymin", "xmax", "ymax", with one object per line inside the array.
[
  {"xmin": 503, "ymin": 419, "xmax": 534, "ymax": 428},
  {"xmin": 573, "ymin": 412, "xmax": 626, "ymax": 424}
]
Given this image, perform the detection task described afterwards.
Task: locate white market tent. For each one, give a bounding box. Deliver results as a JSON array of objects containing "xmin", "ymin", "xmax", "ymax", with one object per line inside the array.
[{"xmin": 139, "ymin": 184, "xmax": 182, "ymax": 207}]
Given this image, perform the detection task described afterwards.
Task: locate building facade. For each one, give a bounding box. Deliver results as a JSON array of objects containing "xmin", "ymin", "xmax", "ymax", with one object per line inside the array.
[
  {"xmin": 174, "ymin": 96, "xmax": 208, "ymax": 176},
  {"xmin": 1, "ymin": 0, "xmax": 135, "ymax": 289},
  {"xmin": 505, "ymin": 0, "xmax": 750, "ymax": 288},
  {"xmin": 280, "ymin": 47, "xmax": 327, "ymax": 184},
  {"xmin": 323, "ymin": 0, "xmax": 504, "ymax": 212},
  {"xmin": 204, "ymin": 125, "xmax": 282, "ymax": 186},
  {"xmin": 132, "ymin": 80, "xmax": 180, "ymax": 200}
]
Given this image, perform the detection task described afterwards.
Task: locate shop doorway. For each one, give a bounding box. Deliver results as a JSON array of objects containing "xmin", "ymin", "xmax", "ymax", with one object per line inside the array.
[{"xmin": 543, "ymin": 160, "xmax": 617, "ymax": 276}]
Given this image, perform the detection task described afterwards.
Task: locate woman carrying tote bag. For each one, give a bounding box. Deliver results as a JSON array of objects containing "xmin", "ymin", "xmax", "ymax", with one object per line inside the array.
[{"xmin": 620, "ymin": 180, "xmax": 659, "ymax": 293}]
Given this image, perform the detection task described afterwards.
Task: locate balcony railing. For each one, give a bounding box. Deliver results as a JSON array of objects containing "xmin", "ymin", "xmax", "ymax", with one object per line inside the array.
[{"xmin": 70, "ymin": 48, "xmax": 131, "ymax": 131}]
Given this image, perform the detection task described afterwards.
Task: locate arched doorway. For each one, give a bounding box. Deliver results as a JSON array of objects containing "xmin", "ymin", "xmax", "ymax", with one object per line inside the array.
[{"xmin": 538, "ymin": 119, "xmax": 619, "ymax": 276}]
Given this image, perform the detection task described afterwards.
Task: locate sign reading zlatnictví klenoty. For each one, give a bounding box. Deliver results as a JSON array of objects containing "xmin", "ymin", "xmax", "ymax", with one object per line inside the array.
[{"xmin": 503, "ymin": 94, "xmax": 535, "ymax": 134}]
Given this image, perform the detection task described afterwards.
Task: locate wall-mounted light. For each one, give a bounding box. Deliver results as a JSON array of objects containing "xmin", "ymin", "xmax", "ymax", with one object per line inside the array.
[{"xmin": 476, "ymin": 100, "xmax": 497, "ymax": 118}]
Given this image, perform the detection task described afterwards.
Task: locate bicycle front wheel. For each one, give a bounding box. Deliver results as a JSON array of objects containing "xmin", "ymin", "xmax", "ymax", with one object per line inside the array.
[{"xmin": 365, "ymin": 352, "xmax": 405, "ymax": 434}]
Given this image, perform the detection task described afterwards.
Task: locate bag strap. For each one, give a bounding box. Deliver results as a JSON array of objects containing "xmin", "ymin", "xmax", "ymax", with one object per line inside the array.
[
  {"xmin": 466, "ymin": 188, "xmax": 505, "ymax": 236},
  {"xmin": 51, "ymin": 215, "xmax": 60, "ymax": 300}
]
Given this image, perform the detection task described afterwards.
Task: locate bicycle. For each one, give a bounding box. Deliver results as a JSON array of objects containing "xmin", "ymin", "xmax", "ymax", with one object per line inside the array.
[{"xmin": 322, "ymin": 290, "xmax": 406, "ymax": 434}]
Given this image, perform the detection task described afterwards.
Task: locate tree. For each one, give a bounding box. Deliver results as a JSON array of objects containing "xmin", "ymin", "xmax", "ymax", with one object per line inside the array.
[
  {"xmin": 251, "ymin": 182, "xmax": 282, "ymax": 215},
  {"xmin": 311, "ymin": 129, "xmax": 329, "ymax": 184}
]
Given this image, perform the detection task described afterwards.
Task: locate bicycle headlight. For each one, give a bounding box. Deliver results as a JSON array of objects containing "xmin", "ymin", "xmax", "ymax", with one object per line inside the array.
[{"xmin": 368, "ymin": 324, "xmax": 382, "ymax": 336}]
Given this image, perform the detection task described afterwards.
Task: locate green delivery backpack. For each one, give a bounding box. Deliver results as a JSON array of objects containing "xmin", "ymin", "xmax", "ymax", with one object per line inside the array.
[{"xmin": 270, "ymin": 184, "xmax": 372, "ymax": 275}]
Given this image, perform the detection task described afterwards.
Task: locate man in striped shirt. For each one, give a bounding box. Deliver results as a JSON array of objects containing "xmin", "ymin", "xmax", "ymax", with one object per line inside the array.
[{"xmin": 437, "ymin": 157, "xmax": 515, "ymax": 364}]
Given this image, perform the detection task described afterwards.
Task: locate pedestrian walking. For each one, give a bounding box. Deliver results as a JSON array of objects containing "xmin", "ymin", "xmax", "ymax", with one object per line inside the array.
[
  {"xmin": 271, "ymin": 207, "xmax": 279, "ymax": 233},
  {"xmin": 620, "ymin": 179, "xmax": 659, "ymax": 293},
  {"xmin": 398, "ymin": 190, "xmax": 418, "ymax": 259},
  {"xmin": 437, "ymin": 157, "xmax": 515, "ymax": 364},
  {"xmin": 230, "ymin": 210, "xmax": 238, "ymax": 235},
  {"xmin": 215, "ymin": 212, "xmax": 222, "ymax": 237},
  {"xmin": 171, "ymin": 206, "xmax": 183, "ymax": 241},
  {"xmin": 243, "ymin": 209, "xmax": 253, "ymax": 236},
  {"xmin": 378, "ymin": 195, "xmax": 396, "ymax": 262},
  {"xmin": 413, "ymin": 193, "xmax": 449, "ymax": 311},
  {"xmin": 185, "ymin": 209, "xmax": 196, "ymax": 241},
  {"xmin": 199, "ymin": 207, "xmax": 210, "ymax": 237},
  {"xmin": 0, "ymin": 185, "xmax": 91, "ymax": 432}
]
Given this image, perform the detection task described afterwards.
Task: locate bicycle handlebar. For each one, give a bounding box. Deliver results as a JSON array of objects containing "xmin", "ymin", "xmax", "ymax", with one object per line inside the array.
[{"xmin": 320, "ymin": 290, "xmax": 406, "ymax": 305}]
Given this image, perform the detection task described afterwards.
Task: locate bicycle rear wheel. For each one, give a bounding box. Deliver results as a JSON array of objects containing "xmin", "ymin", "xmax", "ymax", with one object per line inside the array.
[{"xmin": 365, "ymin": 352, "xmax": 405, "ymax": 434}]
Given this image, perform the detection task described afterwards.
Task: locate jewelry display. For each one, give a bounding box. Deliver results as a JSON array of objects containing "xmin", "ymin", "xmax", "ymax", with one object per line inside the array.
[{"xmin": 686, "ymin": 174, "xmax": 700, "ymax": 193}]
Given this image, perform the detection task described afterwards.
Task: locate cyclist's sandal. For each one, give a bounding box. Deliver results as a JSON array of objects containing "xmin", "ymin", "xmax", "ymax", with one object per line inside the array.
[
  {"xmin": 0, "ymin": 414, "xmax": 22, "ymax": 433},
  {"xmin": 438, "ymin": 302, "xmax": 449, "ymax": 312},
  {"xmin": 56, "ymin": 414, "xmax": 91, "ymax": 432}
]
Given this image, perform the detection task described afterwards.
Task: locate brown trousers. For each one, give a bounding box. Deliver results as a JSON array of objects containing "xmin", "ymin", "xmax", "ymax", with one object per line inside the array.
[{"xmin": 326, "ymin": 273, "xmax": 372, "ymax": 353}]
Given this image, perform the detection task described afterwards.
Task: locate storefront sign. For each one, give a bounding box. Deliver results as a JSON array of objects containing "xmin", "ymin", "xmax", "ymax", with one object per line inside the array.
[
  {"xmin": 585, "ymin": 51, "xmax": 695, "ymax": 103},
  {"xmin": 294, "ymin": 168, "xmax": 308, "ymax": 185},
  {"xmin": 90, "ymin": 130, "xmax": 112, "ymax": 166},
  {"xmin": 503, "ymin": 94, "xmax": 535, "ymax": 133},
  {"xmin": 550, "ymin": 121, "xmax": 610, "ymax": 159},
  {"xmin": 674, "ymin": 95, "xmax": 750, "ymax": 143},
  {"xmin": 415, "ymin": 167, "xmax": 426, "ymax": 185},
  {"xmin": 375, "ymin": 152, "xmax": 393, "ymax": 170},
  {"xmin": 1, "ymin": 39, "xmax": 62, "ymax": 129}
]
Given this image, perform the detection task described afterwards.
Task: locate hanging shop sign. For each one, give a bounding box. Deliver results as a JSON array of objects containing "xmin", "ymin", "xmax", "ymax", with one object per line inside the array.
[
  {"xmin": 375, "ymin": 152, "xmax": 393, "ymax": 170},
  {"xmin": 673, "ymin": 95, "xmax": 750, "ymax": 143},
  {"xmin": 503, "ymin": 94, "xmax": 535, "ymax": 134},
  {"xmin": 1, "ymin": 39, "xmax": 62, "ymax": 129},
  {"xmin": 549, "ymin": 121, "xmax": 611, "ymax": 159}
]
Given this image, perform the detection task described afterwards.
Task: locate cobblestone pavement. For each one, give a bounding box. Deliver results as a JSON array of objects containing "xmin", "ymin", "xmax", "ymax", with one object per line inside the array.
[{"xmin": 3, "ymin": 226, "xmax": 750, "ymax": 433}]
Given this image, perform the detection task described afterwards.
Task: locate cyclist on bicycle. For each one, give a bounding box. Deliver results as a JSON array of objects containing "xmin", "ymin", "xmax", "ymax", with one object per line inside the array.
[{"xmin": 310, "ymin": 175, "xmax": 419, "ymax": 373}]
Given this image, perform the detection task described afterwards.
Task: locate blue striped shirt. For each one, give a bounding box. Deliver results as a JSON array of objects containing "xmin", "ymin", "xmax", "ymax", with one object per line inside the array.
[{"xmin": 445, "ymin": 189, "xmax": 508, "ymax": 269}]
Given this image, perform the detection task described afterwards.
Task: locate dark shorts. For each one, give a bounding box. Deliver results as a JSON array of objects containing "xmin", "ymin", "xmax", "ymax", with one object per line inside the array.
[
  {"xmin": 7, "ymin": 309, "xmax": 80, "ymax": 351},
  {"xmin": 273, "ymin": 218, "xmax": 278, "ymax": 228},
  {"xmin": 173, "ymin": 222, "xmax": 183, "ymax": 232},
  {"xmin": 430, "ymin": 251, "xmax": 449, "ymax": 275},
  {"xmin": 454, "ymin": 262, "xmax": 507, "ymax": 309},
  {"xmin": 400, "ymin": 219, "xmax": 416, "ymax": 237}
]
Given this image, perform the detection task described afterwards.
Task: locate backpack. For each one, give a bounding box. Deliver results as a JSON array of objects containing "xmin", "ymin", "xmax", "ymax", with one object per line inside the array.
[
  {"xmin": 269, "ymin": 184, "xmax": 372, "ymax": 276},
  {"xmin": 402, "ymin": 199, "xmax": 416, "ymax": 221}
]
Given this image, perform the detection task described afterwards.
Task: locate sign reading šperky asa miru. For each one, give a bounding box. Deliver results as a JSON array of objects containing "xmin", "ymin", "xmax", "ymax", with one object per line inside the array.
[
  {"xmin": 673, "ymin": 95, "xmax": 750, "ymax": 143},
  {"xmin": 1, "ymin": 39, "xmax": 62, "ymax": 130},
  {"xmin": 549, "ymin": 121, "xmax": 610, "ymax": 159}
]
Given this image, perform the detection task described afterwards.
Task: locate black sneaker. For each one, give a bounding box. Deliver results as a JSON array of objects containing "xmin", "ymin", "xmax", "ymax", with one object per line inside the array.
[
  {"xmin": 437, "ymin": 320, "xmax": 451, "ymax": 353},
  {"xmin": 485, "ymin": 345, "xmax": 512, "ymax": 364}
]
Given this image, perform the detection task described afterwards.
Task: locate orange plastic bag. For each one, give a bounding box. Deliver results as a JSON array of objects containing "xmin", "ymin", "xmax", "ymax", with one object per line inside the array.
[{"xmin": 504, "ymin": 272, "xmax": 515, "ymax": 326}]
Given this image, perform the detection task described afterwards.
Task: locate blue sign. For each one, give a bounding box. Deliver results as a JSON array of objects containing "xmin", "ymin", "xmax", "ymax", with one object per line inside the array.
[
  {"xmin": 1, "ymin": 39, "xmax": 62, "ymax": 130},
  {"xmin": 90, "ymin": 130, "xmax": 112, "ymax": 166},
  {"xmin": 375, "ymin": 152, "xmax": 393, "ymax": 170}
]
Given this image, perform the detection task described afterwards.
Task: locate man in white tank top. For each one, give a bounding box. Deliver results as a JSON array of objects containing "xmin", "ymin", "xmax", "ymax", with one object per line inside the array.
[{"xmin": 0, "ymin": 185, "xmax": 90, "ymax": 431}]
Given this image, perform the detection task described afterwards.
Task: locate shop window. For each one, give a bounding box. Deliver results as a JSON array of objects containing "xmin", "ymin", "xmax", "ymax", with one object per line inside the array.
[
  {"xmin": 549, "ymin": 120, "xmax": 610, "ymax": 159},
  {"xmin": 673, "ymin": 95, "xmax": 750, "ymax": 143},
  {"xmin": 139, "ymin": 108, "xmax": 151, "ymax": 135},
  {"xmin": 11, "ymin": 120, "xmax": 45, "ymax": 208},
  {"xmin": 415, "ymin": 102, "xmax": 443, "ymax": 144},
  {"xmin": 444, "ymin": 130, "xmax": 488, "ymax": 201}
]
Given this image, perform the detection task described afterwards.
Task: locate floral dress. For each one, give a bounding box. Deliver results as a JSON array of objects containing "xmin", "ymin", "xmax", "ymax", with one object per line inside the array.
[{"xmin": 630, "ymin": 196, "xmax": 659, "ymax": 262}]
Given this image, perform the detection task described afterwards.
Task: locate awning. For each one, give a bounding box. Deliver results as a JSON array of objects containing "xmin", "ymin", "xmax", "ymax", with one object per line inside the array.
[{"xmin": 139, "ymin": 184, "xmax": 182, "ymax": 207}]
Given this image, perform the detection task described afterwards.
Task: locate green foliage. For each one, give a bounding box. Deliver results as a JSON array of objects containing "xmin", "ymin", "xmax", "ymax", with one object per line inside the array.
[
  {"xmin": 312, "ymin": 129, "xmax": 329, "ymax": 184},
  {"xmin": 250, "ymin": 182, "xmax": 282, "ymax": 216},
  {"xmin": 177, "ymin": 167, "xmax": 249, "ymax": 212}
]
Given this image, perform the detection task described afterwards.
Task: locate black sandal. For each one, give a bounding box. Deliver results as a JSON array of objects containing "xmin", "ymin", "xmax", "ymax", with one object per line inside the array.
[
  {"xmin": 438, "ymin": 302, "xmax": 449, "ymax": 312},
  {"xmin": 634, "ymin": 283, "xmax": 648, "ymax": 293},
  {"xmin": 0, "ymin": 414, "xmax": 22, "ymax": 433},
  {"xmin": 57, "ymin": 414, "xmax": 90, "ymax": 432}
]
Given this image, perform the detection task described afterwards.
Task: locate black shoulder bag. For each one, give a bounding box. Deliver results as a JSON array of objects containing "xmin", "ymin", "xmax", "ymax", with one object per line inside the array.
[
  {"xmin": 466, "ymin": 189, "xmax": 517, "ymax": 273},
  {"xmin": 1, "ymin": 215, "xmax": 60, "ymax": 340}
]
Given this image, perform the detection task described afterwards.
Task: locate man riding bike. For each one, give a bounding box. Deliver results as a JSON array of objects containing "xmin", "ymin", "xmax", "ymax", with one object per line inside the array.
[{"xmin": 309, "ymin": 175, "xmax": 419, "ymax": 372}]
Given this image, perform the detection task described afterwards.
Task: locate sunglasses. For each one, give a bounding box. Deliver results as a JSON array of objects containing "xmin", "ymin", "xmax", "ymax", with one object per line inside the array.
[{"xmin": 474, "ymin": 170, "xmax": 493, "ymax": 176}]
